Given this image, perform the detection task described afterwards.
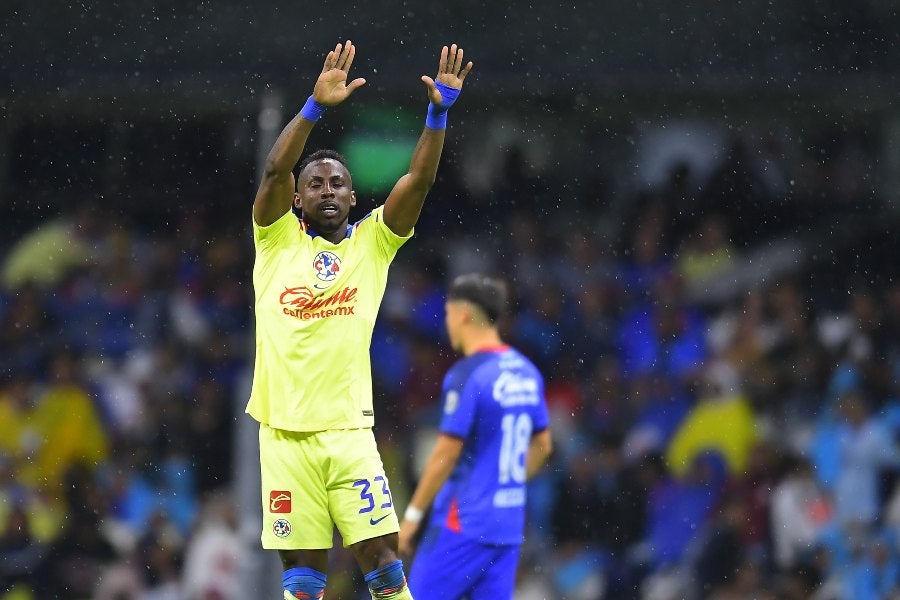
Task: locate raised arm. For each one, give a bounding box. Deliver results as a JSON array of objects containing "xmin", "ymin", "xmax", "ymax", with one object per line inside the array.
[
  {"xmin": 382, "ymin": 44, "xmax": 473, "ymax": 236},
  {"xmin": 397, "ymin": 433, "xmax": 464, "ymax": 556},
  {"xmin": 252, "ymin": 41, "xmax": 366, "ymax": 227}
]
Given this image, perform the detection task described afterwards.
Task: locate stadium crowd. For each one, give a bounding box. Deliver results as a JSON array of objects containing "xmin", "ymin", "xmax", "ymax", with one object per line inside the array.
[{"xmin": 2, "ymin": 122, "xmax": 900, "ymax": 599}]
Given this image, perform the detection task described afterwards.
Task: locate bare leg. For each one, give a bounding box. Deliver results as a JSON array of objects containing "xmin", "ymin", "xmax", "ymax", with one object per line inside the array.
[
  {"xmin": 349, "ymin": 532, "xmax": 402, "ymax": 574},
  {"xmin": 278, "ymin": 548, "xmax": 329, "ymax": 574}
]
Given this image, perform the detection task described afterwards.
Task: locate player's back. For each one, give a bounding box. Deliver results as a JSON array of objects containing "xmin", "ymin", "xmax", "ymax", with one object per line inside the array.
[{"xmin": 433, "ymin": 346, "xmax": 550, "ymax": 546}]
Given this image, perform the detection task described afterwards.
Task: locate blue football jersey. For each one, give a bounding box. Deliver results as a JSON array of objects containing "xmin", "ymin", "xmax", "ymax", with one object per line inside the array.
[{"xmin": 430, "ymin": 346, "xmax": 550, "ymax": 545}]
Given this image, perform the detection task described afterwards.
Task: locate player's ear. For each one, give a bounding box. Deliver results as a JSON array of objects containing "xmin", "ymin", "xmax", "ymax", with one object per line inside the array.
[
  {"xmin": 462, "ymin": 304, "xmax": 475, "ymax": 324},
  {"xmin": 350, "ymin": 190, "xmax": 357, "ymax": 207},
  {"xmin": 293, "ymin": 193, "xmax": 302, "ymax": 212}
]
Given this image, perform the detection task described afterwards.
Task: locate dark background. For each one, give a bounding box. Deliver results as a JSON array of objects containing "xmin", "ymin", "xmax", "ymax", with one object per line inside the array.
[{"xmin": 4, "ymin": 0, "xmax": 899, "ymax": 238}]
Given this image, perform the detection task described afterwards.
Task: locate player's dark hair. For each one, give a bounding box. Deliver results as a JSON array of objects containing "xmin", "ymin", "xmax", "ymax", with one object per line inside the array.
[
  {"xmin": 293, "ymin": 149, "xmax": 350, "ymax": 219},
  {"xmin": 296, "ymin": 148, "xmax": 348, "ymax": 175},
  {"xmin": 447, "ymin": 274, "xmax": 508, "ymax": 324}
]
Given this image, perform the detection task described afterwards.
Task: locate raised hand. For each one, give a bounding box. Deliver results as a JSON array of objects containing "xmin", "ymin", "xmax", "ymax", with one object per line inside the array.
[
  {"xmin": 313, "ymin": 40, "xmax": 366, "ymax": 106},
  {"xmin": 421, "ymin": 43, "xmax": 474, "ymax": 106}
]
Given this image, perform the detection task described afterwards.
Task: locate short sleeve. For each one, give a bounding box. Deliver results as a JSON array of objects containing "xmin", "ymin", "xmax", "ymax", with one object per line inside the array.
[
  {"xmin": 253, "ymin": 208, "xmax": 296, "ymax": 252},
  {"xmin": 438, "ymin": 367, "xmax": 477, "ymax": 439},
  {"xmin": 360, "ymin": 205, "xmax": 412, "ymax": 261}
]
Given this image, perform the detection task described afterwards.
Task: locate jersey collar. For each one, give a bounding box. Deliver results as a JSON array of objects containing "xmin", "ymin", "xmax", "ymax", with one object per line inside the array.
[{"xmin": 300, "ymin": 221, "xmax": 353, "ymax": 241}]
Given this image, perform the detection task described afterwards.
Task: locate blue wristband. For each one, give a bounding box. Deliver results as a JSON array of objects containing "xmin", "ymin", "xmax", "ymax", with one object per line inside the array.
[
  {"xmin": 434, "ymin": 82, "xmax": 461, "ymax": 108},
  {"xmin": 299, "ymin": 96, "xmax": 326, "ymax": 122},
  {"xmin": 426, "ymin": 104, "xmax": 448, "ymax": 130},
  {"xmin": 425, "ymin": 81, "xmax": 462, "ymax": 130}
]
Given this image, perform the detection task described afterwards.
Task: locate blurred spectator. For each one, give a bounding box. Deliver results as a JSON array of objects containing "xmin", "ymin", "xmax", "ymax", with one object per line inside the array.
[
  {"xmin": 621, "ymin": 371, "xmax": 692, "ymax": 465},
  {"xmin": 831, "ymin": 391, "xmax": 900, "ymax": 527},
  {"xmin": 675, "ymin": 213, "xmax": 736, "ymax": 296},
  {"xmin": 18, "ymin": 350, "xmax": 109, "ymax": 495},
  {"xmin": 770, "ymin": 454, "xmax": 834, "ymax": 571},
  {"xmin": 0, "ymin": 284, "xmax": 57, "ymax": 377},
  {"xmin": 512, "ymin": 280, "xmax": 577, "ymax": 372},
  {"xmin": 1, "ymin": 211, "xmax": 91, "ymax": 291},
  {"xmin": 180, "ymin": 492, "xmax": 245, "ymax": 600},
  {"xmin": 842, "ymin": 531, "xmax": 900, "ymax": 600},
  {"xmin": 617, "ymin": 272, "xmax": 708, "ymax": 385},
  {"xmin": 551, "ymin": 445, "xmax": 610, "ymax": 553},
  {"xmin": 617, "ymin": 199, "xmax": 673, "ymax": 302},
  {"xmin": 692, "ymin": 492, "xmax": 749, "ymax": 597},
  {"xmin": 33, "ymin": 466, "xmax": 117, "ymax": 598},
  {"xmin": 646, "ymin": 452, "xmax": 728, "ymax": 572},
  {"xmin": 666, "ymin": 371, "xmax": 758, "ymax": 478},
  {"xmin": 721, "ymin": 442, "xmax": 780, "ymax": 564}
]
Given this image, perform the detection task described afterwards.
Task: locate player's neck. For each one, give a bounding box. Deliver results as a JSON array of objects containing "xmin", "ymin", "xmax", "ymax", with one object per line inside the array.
[
  {"xmin": 462, "ymin": 328, "xmax": 504, "ymax": 357},
  {"xmin": 303, "ymin": 218, "xmax": 350, "ymax": 244}
]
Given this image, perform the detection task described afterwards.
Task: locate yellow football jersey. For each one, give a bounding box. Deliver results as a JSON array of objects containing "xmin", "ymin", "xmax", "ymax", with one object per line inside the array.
[{"xmin": 247, "ymin": 205, "xmax": 410, "ymax": 431}]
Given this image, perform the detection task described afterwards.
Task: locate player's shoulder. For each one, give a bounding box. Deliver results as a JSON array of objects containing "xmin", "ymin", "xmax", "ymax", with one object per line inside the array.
[
  {"xmin": 351, "ymin": 206, "xmax": 384, "ymax": 231},
  {"xmin": 497, "ymin": 347, "xmax": 545, "ymax": 385},
  {"xmin": 497, "ymin": 345, "xmax": 539, "ymax": 369},
  {"xmin": 454, "ymin": 348, "xmax": 512, "ymax": 383},
  {"xmin": 254, "ymin": 208, "xmax": 302, "ymax": 247}
]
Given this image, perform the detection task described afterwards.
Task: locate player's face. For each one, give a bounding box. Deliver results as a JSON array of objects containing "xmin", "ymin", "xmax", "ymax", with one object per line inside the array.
[
  {"xmin": 295, "ymin": 159, "xmax": 356, "ymax": 232},
  {"xmin": 445, "ymin": 300, "xmax": 465, "ymax": 353}
]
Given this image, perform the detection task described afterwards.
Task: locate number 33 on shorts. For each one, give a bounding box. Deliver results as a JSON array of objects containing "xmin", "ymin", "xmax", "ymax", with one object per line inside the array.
[{"xmin": 354, "ymin": 475, "xmax": 394, "ymax": 525}]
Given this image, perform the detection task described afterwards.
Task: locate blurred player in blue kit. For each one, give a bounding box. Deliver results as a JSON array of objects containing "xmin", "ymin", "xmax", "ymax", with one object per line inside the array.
[{"xmin": 398, "ymin": 274, "xmax": 554, "ymax": 600}]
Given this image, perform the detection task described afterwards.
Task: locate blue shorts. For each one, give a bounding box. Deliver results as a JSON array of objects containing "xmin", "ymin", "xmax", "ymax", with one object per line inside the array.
[{"xmin": 408, "ymin": 526, "xmax": 520, "ymax": 600}]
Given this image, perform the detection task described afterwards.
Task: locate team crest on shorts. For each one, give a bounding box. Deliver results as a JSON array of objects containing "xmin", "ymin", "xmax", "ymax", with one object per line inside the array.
[
  {"xmin": 273, "ymin": 518, "xmax": 292, "ymax": 538},
  {"xmin": 313, "ymin": 251, "xmax": 341, "ymax": 282}
]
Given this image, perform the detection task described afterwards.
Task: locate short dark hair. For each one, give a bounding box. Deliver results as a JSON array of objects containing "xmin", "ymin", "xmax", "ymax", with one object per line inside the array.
[
  {"xmin": 296, "ymin": 148, "xmax": 348, "ymax": 176},
  {"xmin": 293, "ymin": 149, "xmax": 349, "ymax": 219},
  {"xmin": 447, "ymin": 274, "xmax": 508, "ymax": 324}
]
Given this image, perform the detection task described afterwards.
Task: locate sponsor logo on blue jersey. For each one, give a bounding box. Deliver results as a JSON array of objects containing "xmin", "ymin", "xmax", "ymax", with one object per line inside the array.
[{"xmin": 492, "ymin": 371, "xmax": 540, "ymax": 407}]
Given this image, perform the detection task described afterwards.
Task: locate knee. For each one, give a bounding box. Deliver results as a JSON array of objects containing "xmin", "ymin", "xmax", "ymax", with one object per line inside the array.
[
  {"xmin": 283, "ymin": 567, "xmax": 327, "ymax": 599},
  {"xmin": 352, "ymin": 533, "xmax": 401, "ymax": 573}
]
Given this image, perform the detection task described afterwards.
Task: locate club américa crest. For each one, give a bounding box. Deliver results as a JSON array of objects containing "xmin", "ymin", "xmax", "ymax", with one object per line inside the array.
[
  {"xmin": 314, "ymin": 251, "xmax": 341, "ymax": 282},
  {"xmin": 273, "ymin": 518, "xmax": 292, "ymax": 538}
]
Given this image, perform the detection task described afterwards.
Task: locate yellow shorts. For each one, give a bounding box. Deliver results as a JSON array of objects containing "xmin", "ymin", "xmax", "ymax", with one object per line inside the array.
[{"xmin": 259, "ymin": 425, "xmax": 400, "ymax": 550}]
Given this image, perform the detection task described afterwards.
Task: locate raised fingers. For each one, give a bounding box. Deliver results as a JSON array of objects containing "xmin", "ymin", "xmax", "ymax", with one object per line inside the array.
[
  {"xmin": 438, "ymin": 44, "xmax": 469, "ymax": 76},
  {"xmin": 438, "ymin": 45, "xmax": 449, "ymax": 75},
  {"xmin": 322, "ymin": 42, "xmax": 341, "ymax": 72},
  {"xmin": 458, "ymin": 60, "xmax": 473, "ymax": 82},
  {"xmin": 450, "ymin": 44, "xmax": 462, "ymax": 74},
  {"xmin": 336, "ymin": 40, "xmax": 355, "ymax": 71}
]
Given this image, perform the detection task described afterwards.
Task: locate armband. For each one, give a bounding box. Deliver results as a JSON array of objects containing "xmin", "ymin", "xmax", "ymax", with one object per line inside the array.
[
  {"xmin": 300, "ymin": 96, "xmax": 326, "ymax": 122},
  {"xmin": 424, "ymin": 82, "xmax": 461, "ymax": 130},
  {"xmin": 403, "ymin": 506, "xmax": 424, "ymax": 524}
]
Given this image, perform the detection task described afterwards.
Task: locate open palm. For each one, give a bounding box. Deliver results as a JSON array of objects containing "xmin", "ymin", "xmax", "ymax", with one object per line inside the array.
[
  {"xmin": 313, "ymin": 40, "xmax": 366, "ymax": 107},
  {"xmin": 422, "ymin": 44, "xmax": 474, "ymax": 105}
]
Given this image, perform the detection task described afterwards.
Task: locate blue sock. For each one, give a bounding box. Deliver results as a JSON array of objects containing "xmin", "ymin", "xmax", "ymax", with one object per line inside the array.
[
  {"xmin": 282, "ymin": 567, "xmax": 327, "ymax": 599},
  {"xmin": 364, "ymin": 560, "xmax": 408, "ymax": 598}
]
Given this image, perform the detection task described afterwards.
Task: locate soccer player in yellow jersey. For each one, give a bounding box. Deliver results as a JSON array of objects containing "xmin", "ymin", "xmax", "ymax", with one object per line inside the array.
[{"xmin": 248, "ymin": 40, "xmax": 472, "ymax": 600}]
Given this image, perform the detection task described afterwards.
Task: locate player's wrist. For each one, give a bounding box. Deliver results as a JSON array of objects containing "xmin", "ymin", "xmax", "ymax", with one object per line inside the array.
[
  {"xmin": 425, "ymin": 104, "xmax": 448, "ymax": 130},
  {"xmin": 425, "ymin": 82, "xmax": 461, "ymax": 130},
  {"xmin": 403, "ymin": 505, "xmax": 424, "ymax": 524},
  {"xmin": 300, "ymin": 95, "xmax": 326, "ymax": 122},
  {"xmin": 433, "ymin": 82, "xmax": 461, "ymax": 109}
]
